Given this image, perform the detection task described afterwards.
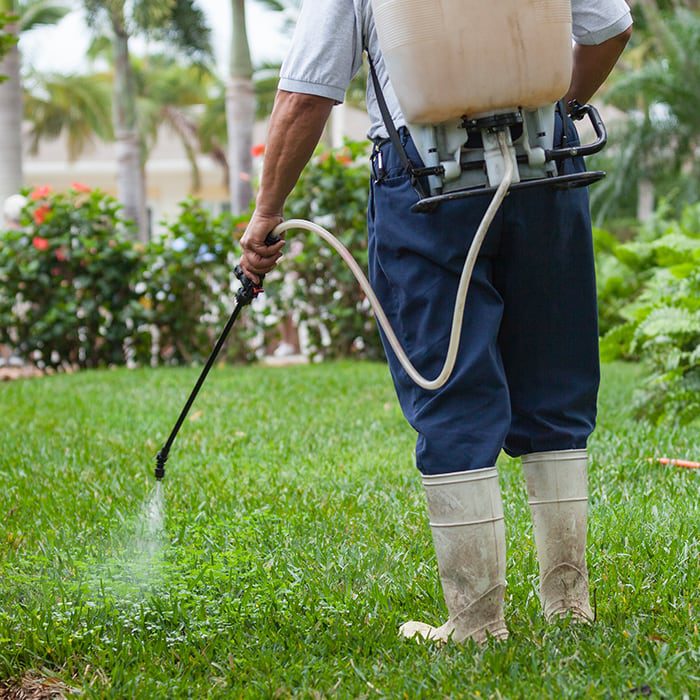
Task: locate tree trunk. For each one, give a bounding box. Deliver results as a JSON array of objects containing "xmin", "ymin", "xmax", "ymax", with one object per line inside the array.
[
  {"xmin": 111, "ymin": 15, "xmax": 148, "ymax": 241},
  {"xmin": 0, "ymin": 17, "xmax": 22, "ymax": 210},
  {"xmin": 226, "ymin": 0, "xmax": 254, "ymax": 216},
  {"xmin": 637, "ymin": 179, "xmax": 654, "ymax": 223}
]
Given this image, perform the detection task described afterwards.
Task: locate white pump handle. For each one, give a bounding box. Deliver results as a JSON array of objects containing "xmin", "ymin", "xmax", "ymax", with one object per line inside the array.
[{"xmin": 270, "ymin": 131, "xmax": 514, "ymax": 391}]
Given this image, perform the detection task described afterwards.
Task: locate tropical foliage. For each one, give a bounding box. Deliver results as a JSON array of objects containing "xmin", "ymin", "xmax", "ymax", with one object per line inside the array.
[
  {"xmin": 278, "ymin": 141, "xmax": 382, "ymax": 360},
  {"xmin": 0, "ymin": 0, "xmax": 69, "ymax": 207},
  {"xmin": 0, "ymin": 189, "xmax": 249, "ymax": 368},
  {"xmin": 132, "ymin": 54, "xmax": 227, "ymax": 191},
  {"xmin": 0, "ymin": 162, "xmax": 381, "ymax": 370},
  {"xmin": 596, "ymin": 202, "xmax": 700, "ymax": 424},
  {"xmin": 137, "ymin": 198, "xmax": 254, "ymax": 365},
  {"xmin": 591, "ymin": 5, "xmax": 700, "ymax": 223},
  {"xmin": 23, "ymin": 71, "xmax": 114, "ymax": 159},
  {"xmin": 81, "ymin": 0, "xmax": 212, "ymax": 240}
]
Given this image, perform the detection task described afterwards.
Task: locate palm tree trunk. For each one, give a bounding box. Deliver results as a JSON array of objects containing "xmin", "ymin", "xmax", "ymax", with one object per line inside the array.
[
  {"xmin": 0, "ymin": 7, "xmax": 22, "ymax": 208},
  {"xmin": 111, "ymin": 11, "xmax": 148, "ymax": 241},
  {"xmin": 637, "ymin": 179, "xmax": 654, "ymax": 223},
  {"xmin": 226, "ymin": 0, "xmax": 254, "ymax": 216}
]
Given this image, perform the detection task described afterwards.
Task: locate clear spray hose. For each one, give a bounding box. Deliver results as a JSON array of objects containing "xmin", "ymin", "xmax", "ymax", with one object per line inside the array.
[{"xmin": 270, "ymin": 131, "xmax": 514, "ymax": 391}]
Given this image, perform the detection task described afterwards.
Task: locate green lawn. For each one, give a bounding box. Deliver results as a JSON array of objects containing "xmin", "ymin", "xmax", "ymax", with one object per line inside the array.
[{"xmin": 0, "ymin": 362, "xmax": 698, "ymax": 698}]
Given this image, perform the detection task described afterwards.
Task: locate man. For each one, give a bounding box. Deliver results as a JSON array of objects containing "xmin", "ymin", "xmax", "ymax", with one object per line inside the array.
[{"xmin": 239, "ymin": 0, "xmax": 632, "ymax": 643}]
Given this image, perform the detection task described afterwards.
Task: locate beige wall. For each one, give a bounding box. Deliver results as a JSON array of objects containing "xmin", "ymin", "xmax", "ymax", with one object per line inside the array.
[{"xmin": 22, "ymin": 105, "xmax": 372, "ymax": 236}]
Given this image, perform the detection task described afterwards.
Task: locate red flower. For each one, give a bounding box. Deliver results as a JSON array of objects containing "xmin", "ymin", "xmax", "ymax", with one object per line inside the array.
[
  {"xmin": 32, "ymin": 236, "xmax": 50, "ymax": 251},
  {"xmin": 337, "ymin": 155, "xmax": 353, "ymax": 166},
  {"xmin": 71, "ymin": 182, "xmax": 91, "ymax": 193},
  {"xmin": 33, "ymin": 204, "xmax": 51, "ymax": 225},
  {"xmin": 251, "ymin": 143, "xmax": 266, "ymax": 158},
  {"xmin": 30, "ymin": 185, "xmax": 52, "ymax": 201},
  {"xmin": 55, "ymin": 247, "xmax": 68, "ymax": 262}
]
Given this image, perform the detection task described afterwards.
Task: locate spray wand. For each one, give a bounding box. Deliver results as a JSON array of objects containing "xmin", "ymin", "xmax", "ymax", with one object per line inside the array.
[
  {"xmin": 154, "ymin": 233, "xmax": 280, "ymax": 481},
  {"xmin": 154, "ymin": 133, "xmax": 515, "ymax": 480}
]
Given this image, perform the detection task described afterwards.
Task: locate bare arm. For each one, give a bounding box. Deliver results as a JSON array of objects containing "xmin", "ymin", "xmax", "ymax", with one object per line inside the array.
[
  {"xmin": 239, "ymin": 90, "xmax": 334, "ymax": 282},
  {"xmin": 564, "ymin": 25, "xmax": 633, "ymax": 107}
]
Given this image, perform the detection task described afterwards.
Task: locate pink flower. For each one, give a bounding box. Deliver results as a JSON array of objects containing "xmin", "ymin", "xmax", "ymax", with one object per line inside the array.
[
  {"xmin": 33, "ymin": 205, "xmax": 51, "ymax": 225},
  {"xmin": 71, "ymin": 182, "xmax": 91, "ymax": 193},
  {"xmin": 32, "ymin": 236, "xmax": 50, "ymax": 251},
  {"xmin": 55, "ymin": 247, "xmax": 68, "ymax": 262},
  {"xmin": 30, "ymin": 185, "xmax": 52, "ymax": 201},
  {"xmin": 251, "ymin": 143, "xmax": 266, "ymax": 158}
]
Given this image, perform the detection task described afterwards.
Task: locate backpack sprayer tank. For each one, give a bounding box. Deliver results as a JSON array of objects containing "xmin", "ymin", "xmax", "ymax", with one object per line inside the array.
[{"xmin": 370, "ymin": 0, "xmax": 608, "ymax": 212}]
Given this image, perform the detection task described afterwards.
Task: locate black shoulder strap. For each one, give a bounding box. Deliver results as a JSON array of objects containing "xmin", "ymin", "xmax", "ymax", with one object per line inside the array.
[
  {"xmin": 366, "ymin": 52, "xmax": 432, "ymax": 199},
  {"xmin": 366, "ymin": 53, "xmax": 414, "ymax": 176}
]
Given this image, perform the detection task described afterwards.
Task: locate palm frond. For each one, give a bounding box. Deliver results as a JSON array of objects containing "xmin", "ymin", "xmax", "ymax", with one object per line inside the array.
[{"xmin": 18, "ymin": 0, "xmax": 69, "ymax": 33}]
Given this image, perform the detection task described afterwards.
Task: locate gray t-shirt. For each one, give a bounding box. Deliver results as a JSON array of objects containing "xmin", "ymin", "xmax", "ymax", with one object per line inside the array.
[{"xmin": 279, "ymin": 0, "xmax": 633, "ymax": 140}]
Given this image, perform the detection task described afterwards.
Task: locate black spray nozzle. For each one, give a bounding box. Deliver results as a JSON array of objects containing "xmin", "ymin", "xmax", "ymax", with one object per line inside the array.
[
  {"xmin": 234, "ymin": 266, "xmax": 262, "ymax": 306},
  {"xmin": 155, "ymin": 450, "xmax": 168, "ymax": 480}
]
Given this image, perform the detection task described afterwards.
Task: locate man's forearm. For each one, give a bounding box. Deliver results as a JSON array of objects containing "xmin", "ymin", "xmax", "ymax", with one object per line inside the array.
[
  {"xmin": 256, "ymin": 90, "xmax": 335, "ymax": 216},
  {"xmin": 564, "ymin": 26, "xmax": 633, "ymax": 107},
  {"xmin": 237, "ymin": 90, "xmax": 334, "ymax": 281}
]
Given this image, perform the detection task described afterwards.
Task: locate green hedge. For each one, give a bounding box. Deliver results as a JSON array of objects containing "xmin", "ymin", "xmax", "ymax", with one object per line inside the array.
[
  {"xmin": 0, "ymin": 143, "xmax": 381, "ymax": 369},
  {"xmin": 0, "ymin": 185, "xmax": 143, "ymax": 369},
  {"xmin": 277, "ymin": 141, "xmax": 382, "ymax": 360}
]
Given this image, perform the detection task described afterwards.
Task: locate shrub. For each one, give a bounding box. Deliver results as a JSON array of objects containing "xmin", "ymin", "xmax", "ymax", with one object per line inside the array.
[
  {"xmin": 136, "ymin": 198, "xmax": 254, "ymax": 365},
  {"xmin": 597, "ymin": 203, "xmax": 700, "ymax": 424},
  {"xmin": 0, "ymin": 155, "xmax": 388, "ymax": 370},
  {"xmin": 593, "ymin": 226, "xmax": 641, "ymax": 337},
  {"xmin": 278, "ymin": 141, "xmax": 383, "ymax": 360},
  {"xmin": 0, "ymin": 185, "xmax": 144, "ymax": 369}
]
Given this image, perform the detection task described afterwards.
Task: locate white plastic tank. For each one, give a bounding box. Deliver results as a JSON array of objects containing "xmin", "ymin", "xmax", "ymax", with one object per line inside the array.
[{"xmin": 370, "ymin": 0, "xmax": 573, "ymax": 124}]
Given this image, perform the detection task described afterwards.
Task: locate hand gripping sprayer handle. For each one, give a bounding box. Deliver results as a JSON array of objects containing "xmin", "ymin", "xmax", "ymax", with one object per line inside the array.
[
  {"xmin": 154, "ymin": 232, "xmax": 282, "ymax": 480},
  {"xmin": 233, "ymin": 232, "xmax": 283, "ymax": 306}
]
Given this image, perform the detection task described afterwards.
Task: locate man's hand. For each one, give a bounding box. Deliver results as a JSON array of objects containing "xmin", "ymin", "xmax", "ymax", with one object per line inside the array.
[{"xmin": 239, "ymin": 210, "xmax": 286, "ymax": 284}]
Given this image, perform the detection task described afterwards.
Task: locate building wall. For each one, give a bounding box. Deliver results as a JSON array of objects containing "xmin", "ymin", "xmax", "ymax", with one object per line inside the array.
[{"xmin": 22, "ymin": 105, "xmax": 372, "ymax": 236}]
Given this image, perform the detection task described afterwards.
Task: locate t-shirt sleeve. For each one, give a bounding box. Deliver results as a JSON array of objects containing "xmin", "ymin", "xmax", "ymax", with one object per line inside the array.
[
  {"xmin": 278, "ymin": 0, "xmax": 363, "ymax": 104},
  {"xmin": 571, "ymin": 0, "xmax": 633, "ymax": 45}
]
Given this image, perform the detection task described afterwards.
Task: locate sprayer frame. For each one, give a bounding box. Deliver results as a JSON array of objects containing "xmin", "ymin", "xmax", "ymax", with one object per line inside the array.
[
  {"xmin": 410, "ymin": 103, "xmax": 608, "ymax": 213},
  {"xmin": 409, "ymin": 103, "xmax": 607, "ymax": 213}
]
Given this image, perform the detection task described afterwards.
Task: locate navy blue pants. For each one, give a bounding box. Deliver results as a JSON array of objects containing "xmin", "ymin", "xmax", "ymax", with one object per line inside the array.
[{"xmin": 367, "ymin": 115, "xmax": 600, "ymax": 475}]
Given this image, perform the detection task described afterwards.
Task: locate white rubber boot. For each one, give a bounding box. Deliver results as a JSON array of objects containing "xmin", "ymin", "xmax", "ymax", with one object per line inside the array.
[
  {"xmin": 400, "ymin": 467, "xmax": 509, "ymax": 644},
  {"xmin": 522, "ymin": 449, "xmax": 594, "ymax": 622}
]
